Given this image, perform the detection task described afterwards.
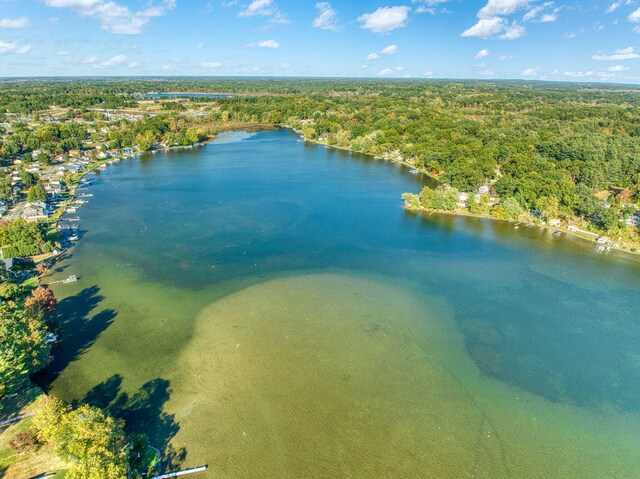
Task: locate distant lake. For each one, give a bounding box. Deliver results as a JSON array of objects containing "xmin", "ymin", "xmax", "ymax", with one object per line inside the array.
[
  {"xmin": 42, "ymin": 129, "xmax": 640, "ymax": 478},
  {"xmin": 145, "ymin": 92, "xmax": 234, "ymax": 99}
]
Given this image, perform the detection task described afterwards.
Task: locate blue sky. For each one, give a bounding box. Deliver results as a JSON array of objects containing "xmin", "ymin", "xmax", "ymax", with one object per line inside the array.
[{"xmin": 1, "ymin": 0, "xmax": 640, "ymax": 82}]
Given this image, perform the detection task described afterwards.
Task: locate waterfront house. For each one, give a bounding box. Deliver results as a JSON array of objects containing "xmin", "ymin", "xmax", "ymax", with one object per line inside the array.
[
  {"xmin": 22, "ymin": 201, "xmax": 50, "ymax": 221},
  {"xmin": 45, "ymin": 180, "xmax": 64, "ymax": 195},
  {"xmin": 477, "ymin": 185, "xmax": 490, "ymax": 195}
]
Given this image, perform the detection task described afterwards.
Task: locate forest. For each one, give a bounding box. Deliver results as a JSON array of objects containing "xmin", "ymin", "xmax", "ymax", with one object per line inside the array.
[{"xmin": 1, "ymin": 78, "xmax": 639, "ymax": 237}]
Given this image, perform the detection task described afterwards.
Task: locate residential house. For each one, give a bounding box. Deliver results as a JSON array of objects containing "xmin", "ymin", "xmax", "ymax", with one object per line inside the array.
[{"xmin": 22, "ymin": 201, "xmax": 50, "ymax": 221}]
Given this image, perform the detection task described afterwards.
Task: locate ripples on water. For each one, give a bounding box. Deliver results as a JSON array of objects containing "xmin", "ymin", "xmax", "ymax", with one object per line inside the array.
[{"xmin": 45, "ymin": 129, "xmax": 640, "ymax": 478}]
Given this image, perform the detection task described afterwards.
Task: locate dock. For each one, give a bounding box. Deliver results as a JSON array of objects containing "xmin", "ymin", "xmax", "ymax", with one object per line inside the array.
[
  {"xmin": 0, "ymin": 413, "xmax": 33, "ymax": 427},
  {"xmin": 151, "ymin": 465, "xmax": 208, "ymax": 479}
]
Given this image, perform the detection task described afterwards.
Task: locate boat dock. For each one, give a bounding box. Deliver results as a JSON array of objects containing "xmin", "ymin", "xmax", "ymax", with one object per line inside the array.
[{"xmin": 151, "ymin": 465, "xmax": 208, "ymax": 479}]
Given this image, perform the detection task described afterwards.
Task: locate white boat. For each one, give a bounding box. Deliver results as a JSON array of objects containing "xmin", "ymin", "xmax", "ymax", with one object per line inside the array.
[
  {"xmin": 62, "ymin": 275, "xmax": 78, "ymax": 283},
  {"xmin": 68, "ymin": 235, "xmax": 78, "ymax": 241}
]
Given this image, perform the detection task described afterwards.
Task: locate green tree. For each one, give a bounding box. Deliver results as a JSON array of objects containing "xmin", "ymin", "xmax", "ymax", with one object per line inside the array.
[
  {"xmin": 27, "ymin": 181, "xmax": 47, "ymax": 202},
  {"xmin": 401, "ymin": 193, "xmax": 420, "ymax": 208},
  {"xmin": 500, "ymin": 197, "xmax": 525, "ymax": 221},
  {"xmin": 468, "ymin": 194, "xmax": 491, "ymax": 216},
  {"xmin": 419, "ymin": 186, "xmax": 434, "ymax": 208},
  {"xmin": 34, "ymin": 397, "xmax": 129, "ymax": 479},
  {"xmin": 0, "ymin": 304, "xmax": 52, "ymax": 397}
]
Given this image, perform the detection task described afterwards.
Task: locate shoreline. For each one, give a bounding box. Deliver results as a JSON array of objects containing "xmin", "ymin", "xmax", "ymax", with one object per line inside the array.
[
  {"xmin": 36, "ymin": 124, "xmax": 277, "ymax": 267},
  {"xmin": 290, "ymin": 128, "xmax": 640, "ymax": 259},
  {"xmin": 404, "ymin": 205, "xmax": 640, "ymax": 258},
  {"xmin": 34, "ymin": 127, "xmax": 639, "ymax": 268}
]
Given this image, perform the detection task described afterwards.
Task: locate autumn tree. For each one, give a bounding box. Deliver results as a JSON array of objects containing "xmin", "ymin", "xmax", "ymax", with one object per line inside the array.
[{"xmin": 24, "ymin": 286, "xmax": 57, "ymax": 315}]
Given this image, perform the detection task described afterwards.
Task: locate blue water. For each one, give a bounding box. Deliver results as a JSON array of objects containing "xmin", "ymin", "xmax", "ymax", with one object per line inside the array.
[
  {"xmin": 62, "ymin": 128, "xmax": 640, "ymax": 412},
  {"xmin": 44, "ymin": 129, "xmax": 640, "ymax": 478}
]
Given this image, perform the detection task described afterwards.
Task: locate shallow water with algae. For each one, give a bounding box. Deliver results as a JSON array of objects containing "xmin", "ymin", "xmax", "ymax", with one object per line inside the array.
[{"xmin": 43, "ymin": 130, "xmax": 640, "ymax": 478}]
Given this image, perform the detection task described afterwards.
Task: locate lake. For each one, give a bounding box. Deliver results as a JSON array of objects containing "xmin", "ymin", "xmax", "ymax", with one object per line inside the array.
[
  {"xmin": 145, "ymin": 93, "xmax": 234, "ymax": 99},
  {"xmin": 42, "ymin": 129, "xmax": 640, "ymax": 478}
]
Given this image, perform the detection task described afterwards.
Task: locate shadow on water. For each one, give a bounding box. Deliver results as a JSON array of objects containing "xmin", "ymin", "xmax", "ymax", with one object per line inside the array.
[
  {"xmin": 81, "ymin": 376, "xmax": 186, "ymax": 472},
  {"xmin": 33, "ymin": 285, "xmax": 117, "ymax": 389}
]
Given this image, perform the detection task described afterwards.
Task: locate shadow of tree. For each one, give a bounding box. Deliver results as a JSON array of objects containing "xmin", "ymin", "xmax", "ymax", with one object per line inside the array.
[
  {"xmin": 81, "ymin": 374, "xmax": 123, "ymax": 410},
  {"xmin": 33, "ymin": 285, "xmax": 117, "ymax": 389},
  {"xmin": 81, "ymin": 376, "xmax": 185, "ymax": 472}
]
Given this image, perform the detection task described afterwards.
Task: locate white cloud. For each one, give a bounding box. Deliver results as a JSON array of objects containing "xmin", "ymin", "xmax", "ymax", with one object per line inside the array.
[
  {"xmin": 629, "ymin": 8, "xmax": 640, "ymax": 22},
  {"xmin": 500, "ymin": 22, "xmax": 525, "ymax": 39},
  {"xmin": 523, "ymin": 4, "xmax": 546, "ymax": 22},
  {"xmin": 195, "ymin": 42, "xmax": 205, "ymax": 50},
  {"xmin": 0, "ymin": 17, "xmax": 30, "ymax": 28},
  {"xmin": 564, "ymin": 70, "xmax": 615, "ymax": 79},
  {"xmin": 608, "ymin": 64, "xmax": 629, "ymax": 71},
  {"xmin": 313, "ymin": 2, "xmax": 339, "ymax": 31},
  {"xmin": 0, "ymin": 41, "xmax": 31, "ymax": 55},
  {"xmin": 16, "ymin": 43, "xmax": 31, "ymax": 55},
  {"xmin": 412, "ymin": 0, "xmax": 449, "ymax": 14},
  {"xmin": 95, "ymin": 54, "xmax": 127, "ymax": 68},
  {"xmin": 201, "ymin": 61, "xmax": 223, "ymax": 68},
  {"xmin": 424, "ymin": 71, "xmax": 434, "ymax": 78},
  {"xmin": 606, "ymin": 2, "xmax": 620, "ymax": 13},
  {"xmin": 521, "ymin": 66, "xmax": 539, "ymax": 76},
  {"xmin": 366, "ymin": 52, "xmax": 380, "ymax": 61},
  {"xmin": 378, "ymin": 68, "xmax": 396, "ymax": 76},
  {"xmin": 463, "ymin": 0, "xmax": 533, "ymax": 40},
  {"xmin": 461, "ymin": 17, "xmax": 504, "ymax": 38},
  {"xmin": 380, "ymin": 44, "xmax": 398, "ymax": 55},
  {"xmin": 56, "ymin": 50, "xmax": 71, "ymax": 56},
  {"xmin": 44, "ymin": 0, "xmax": 175, "ymax": 35},
  {"xmin": 245, "ymin": 39, "xmax": 280, "ymax": 48},
  {"xmin": 280, "ymin": 62, "xmax": 290, "ymax": 69},
  {"xmin": 238, "ymin": 0, "xmax": 288, "ymax": 24},
  {"xmin": 607, "ymin": 1, "xmax": 632, "ymax": 13},
  {"xmin": 592, "ymin": 46, "xmax": 640, "ymax": 60},
  {"xmin": 478, "ymin": 0, "xmax": 529, "ymax": 19},
  {"xmin": 358, "ymin": 6, "xmax": 410, "ymax": 34},
  {"xmin": 239, "ymin": 0, "xmax": 272, "ymax": 16},
  {"xmin": 499, "ymin": 54, "xmax": 513, "ymax": 60},
  {"xmin": 523, "ymin": 2, "xmax": 558, "ymax": 22},
  {"xmin": 475, "ymin": 48, "xmax": 490, "ymax": 59}
]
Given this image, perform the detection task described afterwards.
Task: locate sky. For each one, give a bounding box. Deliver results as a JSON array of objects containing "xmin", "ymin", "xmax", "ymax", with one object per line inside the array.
[{"xmin": 1, "ymin": 0, "xmax": 640, "ymax": 83}]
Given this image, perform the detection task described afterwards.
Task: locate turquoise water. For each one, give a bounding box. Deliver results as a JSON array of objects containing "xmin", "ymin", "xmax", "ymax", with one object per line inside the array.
[{"xmin": 42, "ymin": 129, "xmax": 640, "ymax": 478}]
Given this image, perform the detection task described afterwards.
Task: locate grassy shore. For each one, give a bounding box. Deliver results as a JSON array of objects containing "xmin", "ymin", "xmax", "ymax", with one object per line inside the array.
[{"xmin": 0, "ymin": 388, "xmax": 68, "ymax": 478}]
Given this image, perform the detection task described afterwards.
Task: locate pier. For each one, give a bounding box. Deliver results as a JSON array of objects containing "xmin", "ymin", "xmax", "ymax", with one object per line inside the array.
[{"xmin": 151, "ymin": 465, "xmax": 208, "ymax": 478}]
